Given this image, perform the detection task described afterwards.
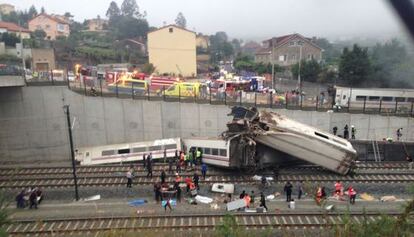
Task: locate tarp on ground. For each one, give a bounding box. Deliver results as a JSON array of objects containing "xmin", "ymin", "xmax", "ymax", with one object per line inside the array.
[
  {"xmin": 360, "ymin": 193, "xmax": 375, "ymax": 201},
  {"xmin": 211, "ymin": 183, "xmax": 234, "ymax": 194},
  {"xmin": 128, "ymin": 199, "xmax": 147, "ymax": 207},
  {"xmin": 195, "ymin": 195, "xmax": 213, "ymax": 204}
]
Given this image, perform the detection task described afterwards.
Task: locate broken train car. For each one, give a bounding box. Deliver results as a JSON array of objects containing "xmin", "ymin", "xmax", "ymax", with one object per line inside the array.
[{"xmin": 222, "ymin": 107, "xmax": 357, "ymax": 175}]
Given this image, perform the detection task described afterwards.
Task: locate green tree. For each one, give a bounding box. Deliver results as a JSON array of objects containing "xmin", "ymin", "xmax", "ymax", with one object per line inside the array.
[
  {"xmin": 0, "ymin": 193, "xmax": 10, "ymax": 236},
  {"xmin": 33, "ymin": 29, "xmax": 47, "ymax": 40},
  {"xmin": 106, "ymin": 1, "xmax": 121, "ymax": 21},
  {"xmin": 0, "ymin": 33, "xmax": 20, "ymax": 47},
  {"xmin": 28, "ymin": 5, "xmax": 37, "ymax": 18},
  {"xmin": 314, "ymin": 37, "xmax": 341, "ymax": 64},
  {"xmin": 40, "ymin": 6, "xmax": 45, "ymax": 14},
  {"xmin": 291, "ymin": 59, "xmax": 322, "ymax": 82},
  {"xmin": 175, "ymin": 12, "xmax": 187, "ymax": 28},
  {"xmin": 209, "ymin": 32, "xmax": 234, "ymax": 63},
  {"xmin": 338, "ymin": 44, "xmax": 371, "ymax": 86},
  {"xmin": 121, "ymin": 0, "xmax": 143, "ymax": 18}
]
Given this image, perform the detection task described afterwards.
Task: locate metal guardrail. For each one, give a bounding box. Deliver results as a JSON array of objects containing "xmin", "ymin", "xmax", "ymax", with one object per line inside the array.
[{"xmin": 24, "ymin": 79, "xmax": 414, "ymax": 118}]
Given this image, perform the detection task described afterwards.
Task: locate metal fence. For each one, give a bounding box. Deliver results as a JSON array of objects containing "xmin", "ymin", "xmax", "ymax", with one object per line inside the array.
[{"xmin": 63, "ymin": 79, "xmax": 414, "ymax": 117}]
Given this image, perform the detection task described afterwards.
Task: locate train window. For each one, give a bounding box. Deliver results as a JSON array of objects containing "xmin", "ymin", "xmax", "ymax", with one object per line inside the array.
[
  {"xmin": 118, "ymin": 149, "xmax": 130, "ymax": 154},
  {"xmin": 408, "ymin": 98, "xmax": 414, "ymax": 102},
  {"xmin": 212, "ymin": 149, "xmax": 219, "ymax": 156},
  {"xmin": 395, "ymin": 97, "xmax": 405, "ymax": 102},
  {"xmin": 204, "ymin": 148, "xmax": 211, "ymax": 154},
  {"xmin": 149, "ymin": 145, "xmax": 162, "ymax": 151},
  {"xmin": 102, "ymin": 150, "xmax": 115, "ymax": 156},
  {"xmin": 355, "ymin": 96, "xmax": 366, "ymax": 101},
  {"xmin": 219, "ymin": 149, "xmax": 227, "ymax": 157},
  {"xmin": 132, "ymin": 147, "xmax": 146, "ymax": 153},
  {"xmin": 381, "ymin": 97, "xmax": 393, "ymax": 101},
  {"xmin": 368, "ymin": 96, "xmax": 380, "ymax": 101},
  {"xmin": 342, "ymin": 95, "xmax": 346, "ymax": 100},
  {"xmin": 314, "ymin": 132, "xmax": 329, "ymax": 140},
  {"xmin": 164, "ymin": 144, "xmax": 177, "ymax": 150}
]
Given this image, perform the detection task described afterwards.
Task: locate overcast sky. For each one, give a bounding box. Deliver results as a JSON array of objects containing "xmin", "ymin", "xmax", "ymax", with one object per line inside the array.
[{"xmin": 5, "ymin": 0, "xmax": 406, "ymax": 41}]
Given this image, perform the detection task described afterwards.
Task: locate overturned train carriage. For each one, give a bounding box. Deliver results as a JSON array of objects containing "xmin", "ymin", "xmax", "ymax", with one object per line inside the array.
[{"xmin": 224, "ymin": 107, "xmax": 357, "ymax": 175}]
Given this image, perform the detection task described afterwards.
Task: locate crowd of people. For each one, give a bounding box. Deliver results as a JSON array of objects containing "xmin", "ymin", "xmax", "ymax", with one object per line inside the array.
[{"xmin": 15, "ymin": 187, "xmax": 43, "ymax": 209}]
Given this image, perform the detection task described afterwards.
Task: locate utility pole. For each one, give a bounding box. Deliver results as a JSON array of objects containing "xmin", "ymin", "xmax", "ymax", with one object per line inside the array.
[
  {"xmin": 271, "ymin": 43, "xmax": 275, "ymax": 90},
  {"xmin": 63, "ymin": 105, "xmax": 80, "ymax": 201},
  {"xmin": 18, "ymin": 20, "xmax": 26, "ymax": 83}
]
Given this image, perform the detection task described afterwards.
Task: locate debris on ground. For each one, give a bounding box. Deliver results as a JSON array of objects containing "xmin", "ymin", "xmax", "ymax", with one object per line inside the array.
[
  {"xmin": 128, "ymin": 199, "xmax": 147, "ymax": 207},
  {"xmin": 325, "ymin": 205, "xmax": 335, "ymax": 211},
  {"xmin": 161, "ymin": 199, "xmax": 177, "ymax": 206},
  {"xmin": 83, "ymin": 195, "xmax": 101, "ymax": 202},
  {"xmin": 380, "ymin": 196, "xmax": 397, "ymax": 202},
  {"xmin": 266, "ymin": 194, "xmax": 275, "ymax": 200},
  {"xmin": 195, "ymin": 195, "xmax": 213, "ymax": 204},
  {"xmin": 210, "ymin": 203, "xmax": 219, "ymax": 209},
  {"xmin": 211, "ymin": 183, "xmax": 234, "ymax": 194},
  {"xmin": 360, "ymin": 193, "xmax": 375, "ymax": 201},
  {"xmin": 226, "ymin": 199, "xmax": 247, "ymax": 211},
  {"xmin": 252, "ymin": 175, "xmax": 274, "ymax": 181}
]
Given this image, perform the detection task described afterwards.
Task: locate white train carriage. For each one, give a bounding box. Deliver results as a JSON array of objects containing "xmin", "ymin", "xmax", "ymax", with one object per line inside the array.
[
  {"xmin": 75, "ymin": 138, "xmax": 181, "ymax": 166},
  {"xmin": 182, "ymin": 137, "xmax": 232, "ymax": 168},
  {"xmin": 255, "ymin": 110, "xmax": 357, "ymax": 175},
  {"xmin": 335, "ymin": 86, "xmax": 414, "ymax": 110}
]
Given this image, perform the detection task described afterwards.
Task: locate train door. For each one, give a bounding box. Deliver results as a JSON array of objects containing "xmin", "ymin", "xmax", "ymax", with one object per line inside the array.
[{"xmin": 335, "ymin": 87, "xmax": 351, "ymax": 106}]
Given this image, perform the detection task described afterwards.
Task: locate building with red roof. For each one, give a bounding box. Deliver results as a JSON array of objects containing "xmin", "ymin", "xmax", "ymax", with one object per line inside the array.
[
  {"xmin": 0, "ymin": 21, "xmax": 31, "ymax": 39},
  {"xmin": 28, "ymin": 13, "xmax": 70, "ymax": 40}
]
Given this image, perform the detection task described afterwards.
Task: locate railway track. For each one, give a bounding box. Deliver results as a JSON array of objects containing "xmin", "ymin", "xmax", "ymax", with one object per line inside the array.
[
  {"xmin": 0, "ymin": 172, "xmax": 413, "ymax": 189},
  {"xmin": 6, "ymin": 212, "xmax": 403, "ymax": 236}
]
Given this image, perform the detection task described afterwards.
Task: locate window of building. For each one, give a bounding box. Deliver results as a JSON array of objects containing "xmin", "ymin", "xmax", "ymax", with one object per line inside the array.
[
  {"xmin": 57, "ymin": 23, "xmax": 65, "ymax": 32},
  {"xmin": 297, "ymin": 41, "xmax": 303, "ymax": 46},
  {"xmin": 289, "ymin": 41, "xmax": 295, "ymax": 46},
  {"xmin": 169, "ymin": 27, "xmax": 173, "ymax": 33},
  {"xmin": 291, "ymin": 54, "xmax": 296, "ymax": 60},
  {"xmin": 45, "ymin": 24, "xmax": 50, "ymax": 29},
  {"xmin": 283, "ymin": 55, "xmax": 287, "ymax": 61},
  {"xmin": 278, "ymin": 55, "xmax": 284, "ymax": 62},
  {"xmin": 307, "ymin": 54, "xmax": 311, "ymax": 59}
]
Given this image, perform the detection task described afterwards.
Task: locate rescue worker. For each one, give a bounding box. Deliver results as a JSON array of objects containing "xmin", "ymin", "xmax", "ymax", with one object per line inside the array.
[
  {"xmin": 316, "ymin": 187, "xmax": 323, "ymax": 205},
  {"xmin": 168, "ymin": 157, "xmax": 174, "ymax": 174},
  {"xmin": 201, "ymin": 163, "xmax": 207, "ymax": 179},
  {"xmin": 348, "ymin": 186, "xmax": 357, "ymax": 204},
  {"xmin": 174, "ymin": 181, "xmax": 181, "ymax": 202},
  {"xmin": 175, "ymin": 173, "xmax": 182, "ymax": 184},
  {"xmin": 143, "ymin": 153, "xmax": 146, "ymax": 169},
  {"xmin": 126, "ymin": 166, "xmax": 133, "ymax": 188},
  {"xmin": 351, "ymin": 125, "xmax": 356, "ymax": 139},
  {"xmin": 250, "ymin": 191, "xmax": 255, "ymax": 208},
  {"xmin": 196, "ymin": 148, "xmax": 202, "ymax": 165},
  {"xmin": 193, "ymin": 172, "xmax": 200, "ymax": 190},
  {"xmin": 333, "ymin": 126, "xmax": 338, "ymax": 136},
  {"xmin": 397, "ymin": 128, "xmax": 403, "ymax": 141},
  {"xmin": 244, "ymin": 194, "xmax": 251, "ymax": 208},
  {"xmin": 297, "ymin": 181, "xmax": 303, "ymax": 200},
  {"xmin": 160, "ymin": 170, "xmax": 166, "ymax": 184},
  {"xmin": 163, "ymin": 198, "xmax": 173, "ymax": 212},
  {"xmin": 284, "ymin": 181, "xmax": 293, "ymax": 202},
  {"xmin": 344, "ymin": 125, "xmax": 349, "ymax": 139},
  {"xmin": 191, "ymin": 148, "xmax": 196, "ymax": 166},
  {"xmin": 29, "ymin": 189, "xmax": 38, "ymax": 209},
  {"xmin": 185, "ymin": 177, "xmax": 192, "ymax": 193},
  {"xmin": 259, "ymin": 192, "xmax": 268, "ymax": 211},
  {"xmin": 176, "ymin": 158, "xmax": 181, "ymax": 173},
  {"xmin": 240, "ymin": 190, "xmax": 246, "ymax": 199},
  {"xmin": 334, "ymin": 180, "xmax": 343, "ymax": 199},
  {"xmin": 16, "ymin": 190, "xmax": 25, "ymax": 208},
  {"xmin": 261, "ymin": 175, "xmax": 267, "ymax": 188},
  {"xmin": 406, "ymin": 155, "xmax": 413, "ymax": 170},
  {"xmin": 154, "ymin": 182, "xmax": 162, "ymax": 203},
  {"xmin": 146, "ymin": 155, "xmax": 153, "ymax": 178}
]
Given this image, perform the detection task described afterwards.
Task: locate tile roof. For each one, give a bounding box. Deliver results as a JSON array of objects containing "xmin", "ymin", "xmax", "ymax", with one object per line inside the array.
[
  {"xmin": 0, "ymin": 21, "xmax": 31, "ymax": 33},
  {"xmin": 261, "ymin": 33, "xmax": 322, "ymax": 51},
  {"xmin": 29, "ymin": 13, "xmax": 70, "ymax": 25},
  {"xmin": 148, "ymin": 24, "xmax": 195, "ymax": 34}
]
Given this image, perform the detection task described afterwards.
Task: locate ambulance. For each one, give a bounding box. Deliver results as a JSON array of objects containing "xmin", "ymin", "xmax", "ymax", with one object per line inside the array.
[{"xmin": 163, "ymin": 82, "xmax": 201, "ymax": 97}]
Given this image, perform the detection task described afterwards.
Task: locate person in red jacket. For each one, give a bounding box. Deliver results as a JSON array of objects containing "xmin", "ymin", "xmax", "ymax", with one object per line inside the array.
[{"xmin": 348, "ymin": 186, "xmax": 357, "ymax": 204}]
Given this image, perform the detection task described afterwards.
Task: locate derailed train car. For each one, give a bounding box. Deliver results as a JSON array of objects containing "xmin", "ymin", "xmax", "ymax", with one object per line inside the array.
[{"xmin": 223, "ymin": 107, "xmax": 357, "ymax": 175}]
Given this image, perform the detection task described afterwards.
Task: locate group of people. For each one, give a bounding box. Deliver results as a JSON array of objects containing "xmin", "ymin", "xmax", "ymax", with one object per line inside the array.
[
  {"xmin": 316, "ymin": 181, "xmax": 357, "ymax": 205},
  {"xmin": 239, "ymin": 190, "xmax": 268, "ymax": 211},
  {"xmin": 332, "ymin": 124, "xmax": 356, "ymax": 139},
  {"xmin": 15, "ymin": 187, "xmax": 43, "ymax": 209}
]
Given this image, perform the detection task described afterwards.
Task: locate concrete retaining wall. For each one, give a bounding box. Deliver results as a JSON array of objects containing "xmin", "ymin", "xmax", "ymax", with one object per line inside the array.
[{"xmin": 1, "ymin": 86, "xmax": 413, "ymax": 164}]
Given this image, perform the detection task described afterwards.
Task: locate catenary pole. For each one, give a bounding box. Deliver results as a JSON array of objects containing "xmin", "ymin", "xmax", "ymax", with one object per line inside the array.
[{"xmin": 64, "ymin": 105, "xmax": 79, "ymax": 201}]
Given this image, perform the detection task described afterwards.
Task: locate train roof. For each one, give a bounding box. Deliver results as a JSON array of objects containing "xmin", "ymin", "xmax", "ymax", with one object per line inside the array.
[{"xmin": 335, "ymin": 86, "xmax": 414, "ymax": 92}]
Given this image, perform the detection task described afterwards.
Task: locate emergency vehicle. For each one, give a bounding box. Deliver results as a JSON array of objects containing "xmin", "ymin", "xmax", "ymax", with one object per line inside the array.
[{"xmin": 163, "ymin": 82, "xmax": 201, "ymax": 97}]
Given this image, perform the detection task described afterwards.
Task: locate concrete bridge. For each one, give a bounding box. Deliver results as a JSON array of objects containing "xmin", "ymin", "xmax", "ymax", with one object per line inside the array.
[{"xmin": 1, "ymin": 85, "xmax": 413, "ymax": 164}]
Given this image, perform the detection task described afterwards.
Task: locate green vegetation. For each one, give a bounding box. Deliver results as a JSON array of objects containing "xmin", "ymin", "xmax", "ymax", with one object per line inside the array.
[
  {"xmin": 175, "ymin": 12, "xmax": 187, "ymax": 28},
  {"xmin": 0, "ymin": 193, "xmax": 10, "ymax": 237},
  {"xmin": 0, "ymin": 33, "xmax": 20, "ymax": 47},
  {"xmin": 291, "ymin": 59, "xmax": 322, "ymax": 83},
  {"xmin": 234, "ymin": 54, "xmax": 283, "ymax": 75}
]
